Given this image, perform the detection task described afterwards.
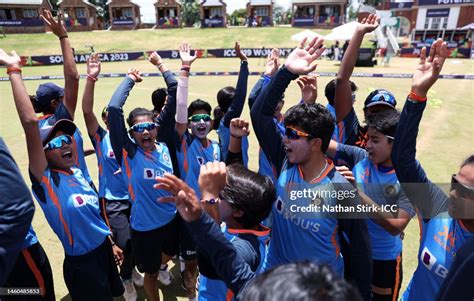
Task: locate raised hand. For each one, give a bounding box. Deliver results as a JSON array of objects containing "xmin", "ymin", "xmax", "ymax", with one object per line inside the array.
[
  {"xmin": 154, "ymin": 174, "xmax": 202, "ymax": 222},
  {"xmin": 296, "ymin": 75, "xmax": 318, "ymax": 104},
  {"xmin": 230, "ymin": 118, "xmax": 250, "ymax": 138},
  {"xmin": 411, "ymin": 39, "xmax": 448, "ymax": 98},
  {"xmin": 127, "ymin": 67, "xmax": 142, "ymax": 83},
  {"xmin": 265, "ymin": 48, "xmax": 280, "ymax": 76},
  {"xmin": 357, "ymin": 14, "xmax": 380, "ymax": 34},
  {"xmin": 148, "ymin": 51, "xmax": 163, "ymax": 66},
  {"xmin": 0, "ymin": 49, "xmax": 21, "ymax": 68},
  {"xmin": 40, "ymin": 9, "xmax": 67, "ymax": 38},
  {"xmin": 179, "ymin": 42, "xmax": 197, "ymax": 66},
  {"xmin": 285, "ymin": 36, "xmax": 325, "ymax": 75},
  {"xmin": 198, "ymin": 162, "xmax": 227, "ymax": 200},
  {"xmin": 235, "ymin": 41, "xmax": 248, "ymax": 61},
  {"xmin": 86, "ymin": 53, "xmax": 101, "ymax": 79}
]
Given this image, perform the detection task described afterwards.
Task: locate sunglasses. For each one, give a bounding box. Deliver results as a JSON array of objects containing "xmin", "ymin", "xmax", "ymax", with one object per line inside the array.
[
  {"xmin": 189, "ymin": 114, "xmax": 211, "ymax": 123},
  {"xmin": 451, "ymin": 175, "xmax": 474, "ymax": 200},
  {"xmin": 131, "ymin": 122, "xmax": 158, "ymax": 133},
  {"xmin": 285, "ymin": 127, "xmax": 314, "ymax": 140},
  {"xmin": 44, "ymin": 134, "xmax": 73, "ymax": 151}
]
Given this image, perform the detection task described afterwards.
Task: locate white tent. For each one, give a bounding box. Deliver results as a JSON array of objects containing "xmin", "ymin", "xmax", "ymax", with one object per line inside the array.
[
  {"xmin": 291, "ymin": 29, "xmax": 324, "ymax": 42},
  {"xmin": 459, "ymin": 23, "xmax": 474, "ymax": 30},
  {"xmin": 324, "ymin": 21, "xmax": 374, "ymax": 40}
]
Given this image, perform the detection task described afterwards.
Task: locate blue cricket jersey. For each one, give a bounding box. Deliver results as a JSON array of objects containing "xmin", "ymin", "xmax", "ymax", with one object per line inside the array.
[
  {"xmin": 198, "ymin": 224, "xmax": 270, "ymax": 301},
  {"xmin": 31, "ymin": 167, "xmax": 110, "ymax": 256},
  {"xmin": 176, "ymin": 132, "xmax": 220, "ymax": 199},
  {"xmin": 217, "ymin": 121, "xmax": 249, "ymax": 168},
  {"xmin": 91, "ymin": 127, "xmax": 128, "ymax": 200},
  {"xmin": 21, "ymin": 226, "xmax": 38, "ymax": 249},
  {"xmin": 257, "ymin": 117, "xmax": 284, "ymax": 183}
]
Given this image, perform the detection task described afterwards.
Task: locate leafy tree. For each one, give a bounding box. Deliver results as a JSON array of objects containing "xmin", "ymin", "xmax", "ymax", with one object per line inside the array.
[{"xmin": 182, "ymin": 0, "xmax": 200, "ymax": 27}]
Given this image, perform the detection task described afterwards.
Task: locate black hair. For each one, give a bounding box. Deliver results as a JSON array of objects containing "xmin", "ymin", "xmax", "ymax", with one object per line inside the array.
[
  {"xmin": 284, "ymin": 103, "xmax": 335, "ymax": 152},
  {"xmin": 217, "ymin": 86, "xmax": 235, "ymax": 114},
  {"xmin": 188, "ymin": 99, "xmax": 212, "ymax": 117},
  {"xmin": 152, "ymin": 88, "xmax": 167, "ymax": 112},
  {"xmin": 212, "ymin": 106, "xmax": 224, "ymax": 130},
  {"xmin": 366, "ymin": 109, "xmax": 400, "ymax": 139},
  {"xmin": 461, "ymin": 155, "xmax": 474, "ymax": 168},
  {"xmin": 241, "ymin": 262, "xmax": 362, "ymax": 301},
  {"xmin": 324, "ymin": 79, "xmax": 358, "ymax": 106},
  {"xmin": 220, "ymin": 164, "xmax": 275, "ymax": 228},
  {"xmin": 126, "ymin": 107, "xmax": 154, "ymax": 127}
]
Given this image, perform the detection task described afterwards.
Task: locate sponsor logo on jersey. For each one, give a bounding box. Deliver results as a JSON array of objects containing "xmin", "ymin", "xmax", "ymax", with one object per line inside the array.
[
  {"xmin": 71, "ymin": 194, "xmax": 98, "ymax": 208},
  {"xmin": 421, "ymin": 247, "xmax": 449, "ymax": 278},
  {"xmin": 144, "ymin": 168, "xmax": 167, "ymax": 179},
  {"xmin": 108, "ymin": 150, "xmax": 115, "ymax": 158}
]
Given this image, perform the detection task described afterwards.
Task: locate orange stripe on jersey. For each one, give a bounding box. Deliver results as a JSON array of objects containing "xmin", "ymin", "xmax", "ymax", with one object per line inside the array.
[
  {"xmin": 225, "ymin": 289, "xmax": 234, "ymax": 301},
  {"xmin": 43, "ymin": 175, "xmax": 74, "ymax": 246},
  {"xmin": 182, "ymin": 138, "xmax": 189, "ymax": 174},
  {"xmin": 37, "ymin": 114, "xmax": 53, "ymax": 120},
  {"xmin": 337, "ymin": 121, "xmax": 344, "ymax": 142},
  {"xmin": 392, "ymin": 255, "xmax": 402, "ymax": 301},
  {"xmin": 22, "ymin": 248, "xmax": 46, "ymax": 297},
  {"xmin": 331, "ymin": 225, "xmax": 340, "ymax": 258},
  {"xmin": 227, "ymin": 225, "xmax": 271, "ymax": 237},
  {"xmin": 123, "ymin": 150, "xmax": 135, "ymax": 201},
  {"xmin": 94, "ymin": 134, "xmax": 103, "ymax": 176}
]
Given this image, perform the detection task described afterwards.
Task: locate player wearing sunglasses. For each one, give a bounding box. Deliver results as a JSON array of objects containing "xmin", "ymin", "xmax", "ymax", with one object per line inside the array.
[
  {"xmin": 391, "ymin": 39, "xmax": 474, "ymax": 301},
  {"xmin": 1, "ymin": 48, "xmax": 124, "ymax": 300},
  {"xmin": 108, "ymin": 66, "xmax": 176, "ymax": 301},
  {"xmin": 81, "ymin": 54, "xmax": 145, "ymax": 301},
  {"xmin": 250, "ymin": 37, "xmax": 372, "ymax": 300}
]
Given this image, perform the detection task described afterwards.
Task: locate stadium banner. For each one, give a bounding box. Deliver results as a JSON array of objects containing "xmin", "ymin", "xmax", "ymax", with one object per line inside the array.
[
  {"xmin": 0, "ymin": 19, "xmax": 44, "ymax": 27},
  {"xmin": 418, "ymin": 0, "xmax": 472, "ymax": 5},
  {"xmin": 30, "ymin": 52, "xmax": 145, "ymax": 65},
  {"xmin": 2, "ymin": 72, "xmax": 473, "ymax": 82},
  {"xmin": 401, "ymin": 47, "xmax": 470, "ymax": 58},
  {"xmin": 207, "ymin": 48, "xmax": 293, "ymax": 58}
]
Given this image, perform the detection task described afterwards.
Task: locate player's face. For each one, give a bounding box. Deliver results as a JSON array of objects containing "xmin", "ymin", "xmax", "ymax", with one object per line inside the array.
[
  {"xmin": 218, "ymin": 197, "xmax": 233, "ymax": 223},
  {"xmin": 283, "ymin": 125, "xmax": 316, "ymax": 164},
  {"xmin": 131, "ymin": 115, "xmax": 158, "ymax": 152},
  {"xmin": 449, "ymin": 164, "xmax": 474, "ymax": 219},
  {"xmin": 44, "ymin": 130, "xmax": 75, "ymax": 170},
  {"xmin": 189, "ymin": 109, "xmax": 212, "ymax": 139},
  {"xmin": 366, "ymin": 127, "xmax": 392, "ymax": 166}
]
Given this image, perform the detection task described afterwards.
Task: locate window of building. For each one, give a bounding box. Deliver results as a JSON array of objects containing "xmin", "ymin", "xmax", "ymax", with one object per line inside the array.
[
  {"xmin": 255, "ymin": 7, "xmax": 268, "ymax": 16},
  {"xmin": 296, "ymin": 6, "xmax": 314, "ymax": 18},
  {"xmin": 210, "ymin": 7, "xmax": 222, "ymax": 17},
  {"xmin": 23, "ymin": 8, "xmax": 38, "ymax": 19},
  {"xmin": 75, "ymin": 8, "xmax": 86, "ymax": 18},
  {"xmin": 424, "ymin": 17, "xmax": 449, "ymax": 30},
  {"xmin": 320, "ymin": 5, "xmax": 339, "ymax": 17},
  {"xmin": 123, "ymin": 8, "xmax": 133, "ymax": 18}
]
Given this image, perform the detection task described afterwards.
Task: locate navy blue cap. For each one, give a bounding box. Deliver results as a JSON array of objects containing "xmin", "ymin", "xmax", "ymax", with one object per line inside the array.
[
  {"xmin": 364, "ymin": 89, "xmax": 397, "ymax": 109},
  {"xmin": 35, "ymin": 83, "xmax": 64, "ymax": 112},
  {"xmin": 40, "ymin": 119, "xmax": 76, "ymax": 146}
]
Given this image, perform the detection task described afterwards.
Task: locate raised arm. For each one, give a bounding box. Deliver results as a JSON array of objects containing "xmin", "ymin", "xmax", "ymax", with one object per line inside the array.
[
  {"xmin": 250, "ymin": 37, "xmax": 325, "ymax": 176},
  {"xmin": 41, "ymin": 9, "xmax": 79, "ymax": 119},
  {"xmin": 82, "ymin": 53, "xmax": 101, "ymax": 137},
  {"xmin": 335, "ymin": 14, "xmax": 379, "ymax": 122},
  {"xmin": 226, "ymin": 118, "xmax": 250, "ymax": 165},
  {"xmin": 0, "ymin": 49, "xmax": 47, "ymax": 182},
  {"xmin": 222, "ymin": 42, "xmax": 249, "ymax": 127},
  {"xmin": 391, "ymin": 39, "xmax": 449, "ymax": 218},
  {"xmin": 107, "ymin": 68, "xmax": 141, "ymax": 165},
  {"xmin": 248, "ymin": 48, "xmax": 279, "ymax": 109},
  {"xmin": 175, "ymin": 42, "xmax": 197, "ymax": 140}
]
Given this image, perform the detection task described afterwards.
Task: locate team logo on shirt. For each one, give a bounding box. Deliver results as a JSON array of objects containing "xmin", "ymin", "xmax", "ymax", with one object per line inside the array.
[
  {"xmin": 163, "ymin": 152, "xmax": 170, "ymax": 164},
  {"xmin": 71, "ymin": 194, "xmax": 98, "ymax": 208},
  {"xmin": 275, "ymin": 196, "xmax": 284, "ymax": 213},
  {"xmin": 214, "ymin": 152, "xmax": 219, "ymax": 161},
  {"xmin": 383, "ymin": 184, "xmax": 399, "ymax": 198}
]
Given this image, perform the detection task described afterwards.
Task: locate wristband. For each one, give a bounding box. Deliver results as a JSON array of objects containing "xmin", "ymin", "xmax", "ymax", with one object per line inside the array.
[
  {"xmin": 128, "ymin": 73, "xmax": 138, "ymax": 81},
  {"xmin": 59, "ymin": 35, "xmax": 68, "ymax": 40},
  {"xmin": 202, "ymin": 198, "xmax": 219, "ymax": 205},
  {"xmin": 87, "ymin": 75, "xmax": 98, "ymax": 82},
  {"xmin": 157, "ymin": 62, "xmax": 164, "ymax": 70},
  {"xmin": 181, "ymin": 66, "xmax": 190, "ymax": 72},
  {"xmin": 409, "ymin": 91, "xmax": 427, "ymax": 102},
  {"xmin": 7, "ymin": 67, "xmax": 22, "ymax": 75}
]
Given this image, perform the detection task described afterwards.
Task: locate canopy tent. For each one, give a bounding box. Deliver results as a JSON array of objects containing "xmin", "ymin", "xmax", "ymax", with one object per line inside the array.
[
  {"xmin": 291, "ymin": 29, "xmax": 324, "ymax": 42},
  {"xmin": 324, "ymin": 21, "xmax": 374, "ymax": 40}
]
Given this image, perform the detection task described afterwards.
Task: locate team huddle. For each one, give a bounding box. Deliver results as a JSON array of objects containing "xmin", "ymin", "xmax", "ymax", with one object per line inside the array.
[{"xmin": 1, "ymin": 9, "xmax": 473, "ymax": 301}]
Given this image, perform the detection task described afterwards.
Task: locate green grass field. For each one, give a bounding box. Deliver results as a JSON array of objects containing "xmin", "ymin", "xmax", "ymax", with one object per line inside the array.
[{"xmin": 1, "ymin": 29, "xmax": 473, "ymax": 300}]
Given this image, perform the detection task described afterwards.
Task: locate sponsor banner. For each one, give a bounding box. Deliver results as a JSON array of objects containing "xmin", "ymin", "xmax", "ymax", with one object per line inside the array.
[
  {"xmin": 30, "ymin": 52, "xmax": 144, "ymax": 65},
  {"xmin": 147, "ymin": 49, "xmax": 206, "ymax": 59},
  {"xmin": 401, "ymin": 47, "xmax": 470, "ymax": 58},
  {"xmin": 390, "ymin": 1, "xmax": 414, "ymax": 9},
  {"xmin": 112, "ymin": 19, "xmax": 134, "ymax": 25},
  {"xmin": 426, "ymin": 8, "xmax": 450, "ymax": 17},
  {"xmin": 2, "ymin": 72, "xmax": 473, "ymax": 82},
  {"xmin": 293, "ymin": 18, "xmax": 315, "ymax": 27},
  {"xmin": 202, "ymin": 17, "xmax": 224, "ymax": 27},
  {"xmin": 412, "ymin": 41, "xmax": 459, "ymax": 48},
  {"xmin": 0, "ymin": 19, "xmax": 44, "ymax": 27},
  {"xmin": 207, "ymin": 48, "xmax": 293, "ymax": 58},
  {"xmin": 418, "ymin": 0, "xmax": 472, "ymax": 5}
]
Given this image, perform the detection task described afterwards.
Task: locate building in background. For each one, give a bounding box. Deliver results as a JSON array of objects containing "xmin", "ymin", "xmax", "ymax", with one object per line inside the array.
[
  {"xmin": 291, "ymin": 0, "xmax": 347, "ymax": 28},
  {"xmin": 247, "ymin": 0, "xmax": 273, "ymax": 27},
  {"xmin": 200, "ymin": 0, "xmax": 226, "ymax": 28},
  {"xmin": 155, "ymin": 0, "xmax": 181, "ymax": 28},
  {"xmin": 107, "ymin": 0, "xmax": 141, "ymax": 30},
  {"xmin": 59, "ymin": 0, "xmax": 101, "ymax": 31},
  {"xmin": 0, "ymin": 0, "xmax": 50, "ymax": 33}
]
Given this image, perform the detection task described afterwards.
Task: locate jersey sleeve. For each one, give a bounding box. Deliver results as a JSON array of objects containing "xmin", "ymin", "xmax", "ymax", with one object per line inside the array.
[
  {"xmin": 0, "ymin": 139, "xmax": 35, "ymax": 285},
  {"xmin": 339, "ymin": 108, "xmax": 361, "ymax": 147},
  {"xmin": 335, "ymin": 143, "xmax": 367, "ymax": 169},
  {"xmin": 396, "ymin": 187, "xmax": 416, "ymax": 217},
  {"xmin": 223, "ymin": 60, "xmax": 249, "ymax": 127},
  {"xmin": 90, "ymin": 126, "xmax": 107, "ymax": 150}
]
